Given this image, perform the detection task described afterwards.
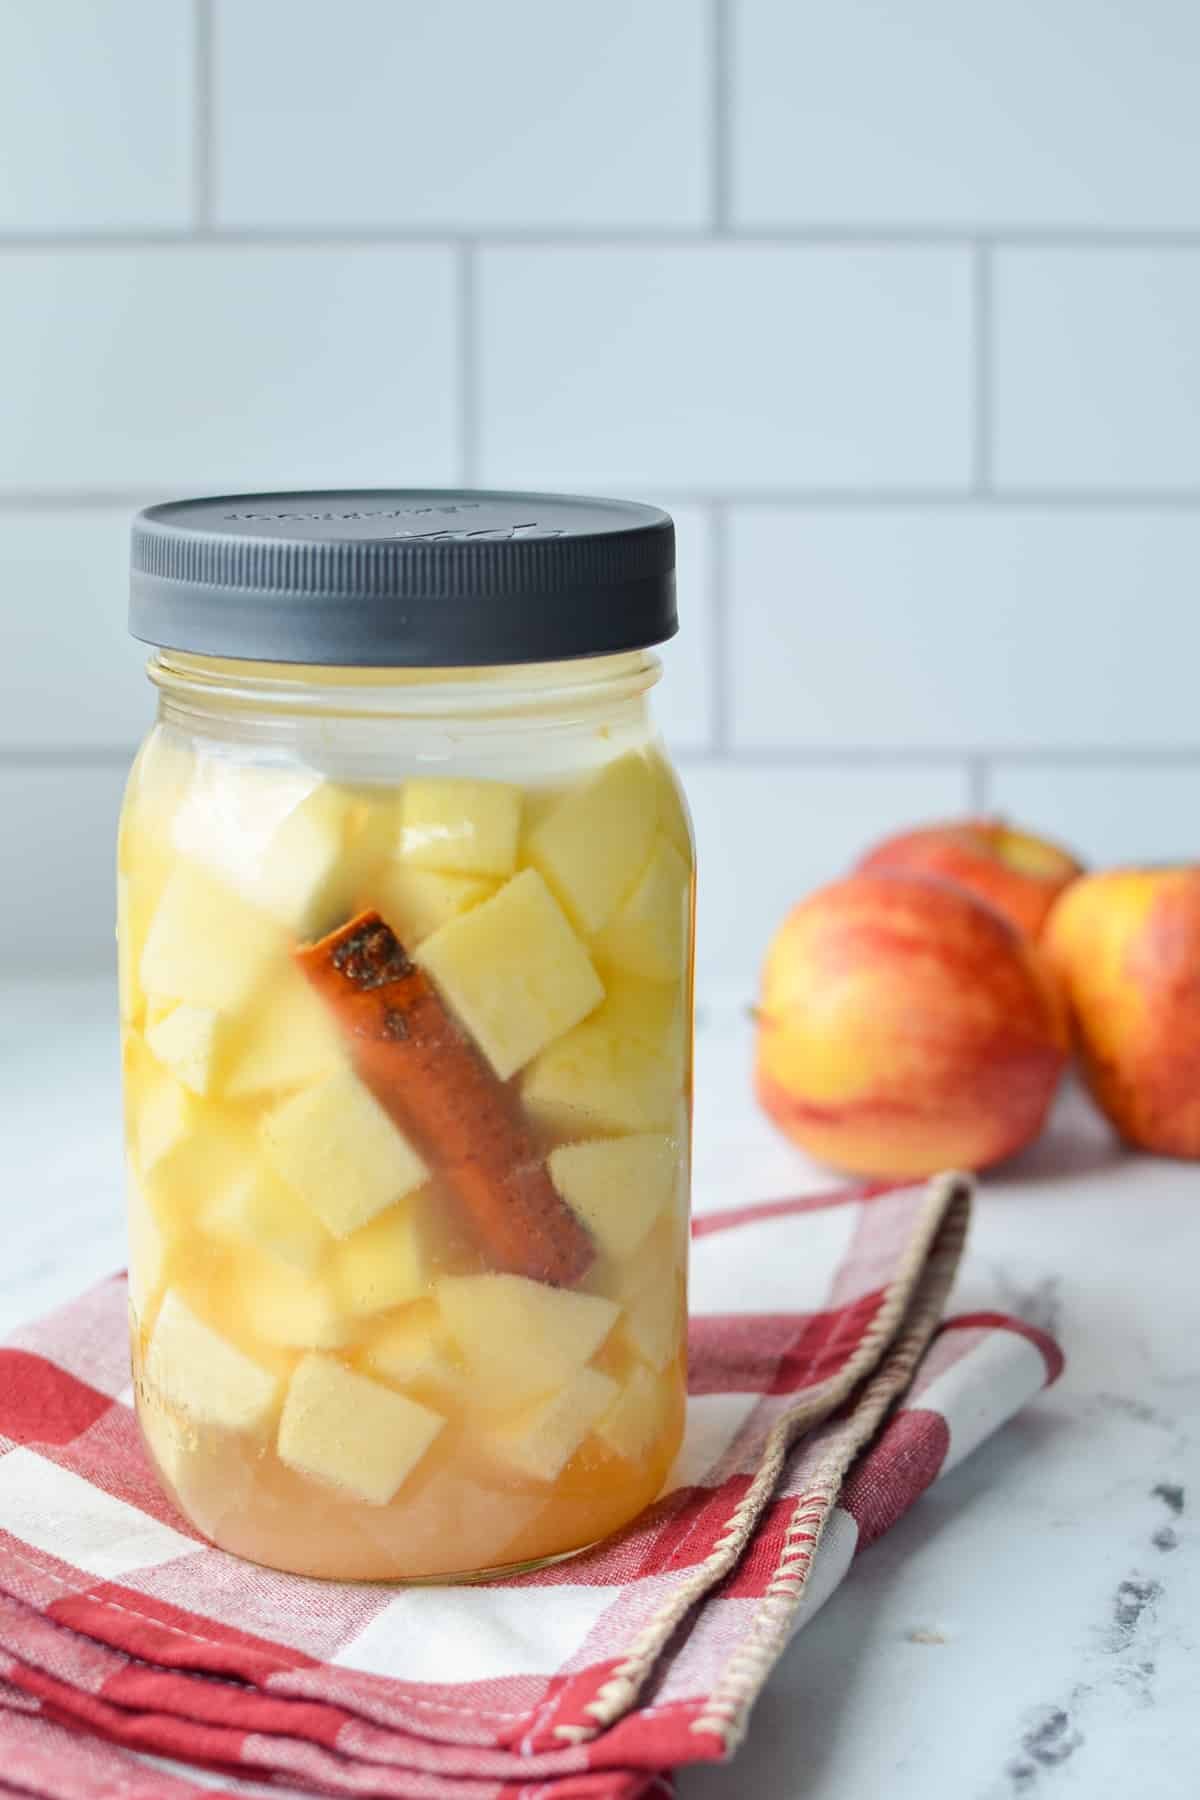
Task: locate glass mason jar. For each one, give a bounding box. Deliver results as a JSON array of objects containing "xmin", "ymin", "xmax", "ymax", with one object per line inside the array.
[{"xmin": 118, "ymin": 491, "xmax": 694, "ymax": 1581}]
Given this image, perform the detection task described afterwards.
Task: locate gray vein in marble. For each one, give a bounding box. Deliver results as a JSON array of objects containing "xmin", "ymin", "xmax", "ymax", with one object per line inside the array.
[{"xmin": 1005, "ymin": 1705, "xmax": 1085, "ymax": 1789}]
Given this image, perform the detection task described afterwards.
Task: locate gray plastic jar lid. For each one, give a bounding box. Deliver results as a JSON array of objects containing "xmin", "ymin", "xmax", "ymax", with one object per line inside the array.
[{"xmin": 130, "ymin": 489, "xmax": 676, "ymax": 667}]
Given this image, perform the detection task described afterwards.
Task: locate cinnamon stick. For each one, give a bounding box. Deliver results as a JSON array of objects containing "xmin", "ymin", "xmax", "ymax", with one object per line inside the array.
[{"xmin": 293, "ymin": 911, "xmax": 594, "ymax": 1287}]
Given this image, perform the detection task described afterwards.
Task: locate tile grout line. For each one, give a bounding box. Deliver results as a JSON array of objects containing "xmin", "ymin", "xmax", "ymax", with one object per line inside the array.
[
  {"xmin": 0, "ymin": 749, "xmax": 140, "ymax": 769},
  {"xmin": 711, "ymin": 0, "xmax": 732, "ymax": 234},
  {"xmin": 457, "ymin": 242, "xmax": 481, "ymax": 485},
  {"xmin": 966, "ymin": 753, "xmax": 991, "ymax": 810},
  {"xmin": 674, "ymin": 745, "xmax": 1200, "ymax": 769},
  {"xmin": 11, "ymin": 488, "xmax": 1200, "ymax": 512},
  {"xmin": 4, "ymin": 226, "xmax": 1200, "ymax": 250},
  {"xmin": 707, "ymin": 501, "xmax": 732, "ymax": 752},
  {"xmin": 0, "ymin": 492, "xmax": 181, "ymax": 510},
  {"xmin": 192, "ymin": 0, "xmax": 215, "ymax": 231},
  {"xmin": 971, "ymin": 241, "xmax": 993, "ymax": 495}
]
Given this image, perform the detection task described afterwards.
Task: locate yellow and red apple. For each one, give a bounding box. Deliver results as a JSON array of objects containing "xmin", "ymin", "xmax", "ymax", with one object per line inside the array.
[
  {"xmin": 755, "ymin": 873, "xmax": 1069, "ymax": 1178},
  {"xmin": 857, "ymin": 818, "xmax": 1083, "ymax": 939},
  {"xmin": 1045, "ymin": 867, "xmax": 1200, "ymax": 1158}
]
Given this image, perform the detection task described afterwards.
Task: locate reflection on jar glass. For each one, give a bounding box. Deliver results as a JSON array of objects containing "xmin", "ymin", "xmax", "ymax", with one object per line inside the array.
[{"xmin": 119, "ymin": 491, "xmax": 694, "ymax": 1581}]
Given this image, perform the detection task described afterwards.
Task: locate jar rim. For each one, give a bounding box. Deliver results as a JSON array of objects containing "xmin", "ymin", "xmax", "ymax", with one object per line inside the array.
[{"xmin": 150, "ymin": 647, "xmax": 662, "ymax": 725}]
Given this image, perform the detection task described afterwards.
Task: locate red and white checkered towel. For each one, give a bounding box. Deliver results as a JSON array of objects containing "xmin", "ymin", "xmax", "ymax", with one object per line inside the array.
[{"xmin": 0, "ymin": 1174, "xmax": 1060, "ymax": 1799}]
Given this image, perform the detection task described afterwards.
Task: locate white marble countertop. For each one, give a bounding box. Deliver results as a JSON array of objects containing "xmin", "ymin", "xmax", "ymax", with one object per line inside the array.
[{"xmin": 2, "ymin": 977, "xmax": 1197, "ymax": 1799}]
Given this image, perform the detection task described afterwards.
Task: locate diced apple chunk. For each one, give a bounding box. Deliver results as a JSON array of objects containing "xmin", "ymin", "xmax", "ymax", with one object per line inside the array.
[
  {"xmin": 233, "ymin": 1254, "xmax": 349, "ymax": 1350},
  {"xmin": 595, "ymin": 1364, "xmax": 670, "ymax": 1463},
  {"xmin": 140, "ymin": 862, "xmax": 282, "ymax": 1012},
  {"xmin": 261, "ymin": 1068, "xmax": 427, "ymax": 1238},
  {"xmin": 526, "ymin": 752, "xmax": 657, "ymax": 934},
  {"xmin": 145, "ymin": 1003, "xmax": 232, "ymax": 1096},
  {"xmin": 277, "ymin": 1353, "xmax": 444, "ymax": 1505},
  {"xmin": 484, "ymin": 1367, "xmax": 618, "ymax": 1483},
  {"xmin": 120, "ymin": 741, "xmax": 193, "ymax": 1021},
  {"xmin": 622, "ymin": 1287, "xmax": 681, "ymax": 1373},
  {"xmin": 399, "ymin": 778, "xmax": 522, "ymax": 878},
  {"xmin": 117, "ymin": 875, "xmax": 140, "ymax": 1026},
  {"xmin": 336, "ymin": 1206, "xmax": 426, "ymax": 1316},
  {"xmin": 280, "ymin": 781, "xmax": 398, "ymax": 934},
  {"xmin": 139, "ymin": 1097, "xmax": 252, "ymax": 1230},
  {"xmin": 340, "ymin": 786, "xmax": 401, "ymax": 903},
  {"xmin": 523, "ymin": 975, "xmax": 683, "ymax": 1137},
  {"xmin": 616, "ymin": 1216, "xmax": 685, "ymax": 1373},
  {"xmin": 648, "ymin": 752, "xmax": 693, "ymax": 859},
  {"xmin": 417, "ymin": 868, "xmax": 604, "ymax": 1080},
  {"xmin": 372, "ymin": 864, "xmax": 498, "ymax": 947},
  {"xmin": 175, "ymin": 762, "xmax": 356, "ymax": 937},
  {"xmin": 248, "ymin": 783, "xmax": 352, "ymax": 934},
  {"xmin": 548, "ymin": 1134, "xmax": 676, "ymax": 1260},
  {"xmin": 604, "ymin": 970, "xmax": 682, "ymax": 1046},
  {"xmin": 438, "ymin": 1273, "xmax": 620, "ymax": 1408},
  {"xmin": 621, "ymin": 1210, "xmax": 680, "ymax": 1294},
  {"xmin": 221, "ymin": 777, "xmax": 396, "ymax": 938},
  {"xmin": 121, "ymin": 730, "xmax": 193, "ymax": 875},
  {"xmin": 144, "ymin": 1291, "xmax": 278, "ymax": 1432},
  {"xmin": 127, "ymin": 1168, "xmax": 165, "ymax": 1318},
  {"xmin": 596, "ymin": 838, "xmax": 690, "ymax": 984},
  {"xmin": 519, "ymin": 784, "xmax": 559, "ymax": 840},
  {"xmin": 524, "ymin": 1033, "xmax": 667, "ymax": 1137},
  {"xmin": 223, "ymin": 969, "xmax": 344, "ymax": 1098},
  {"xmin": 135, "ymin": 1071, "xmax": 196, "ymax": 1179},
  {"xmin": 367, "ymin": 1299, "xmax": 461, "ymax": 1392},
  {"xmin": 202, "ymin": 1164, "xmax": 330, "ymax": 1272}
]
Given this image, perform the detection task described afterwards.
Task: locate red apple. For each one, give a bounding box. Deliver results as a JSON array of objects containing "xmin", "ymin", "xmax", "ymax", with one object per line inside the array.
[
  {"xmin": 858, "ymin": 817, "xmax": 1083, "ymax": 939},
  {"xmin": 1045, "ymin": 867, "xmax": 1200, "ymax": 1157},
  {"xmin": 756, "ymin": 873, "xmax": 1068, "ymax": 1178}
]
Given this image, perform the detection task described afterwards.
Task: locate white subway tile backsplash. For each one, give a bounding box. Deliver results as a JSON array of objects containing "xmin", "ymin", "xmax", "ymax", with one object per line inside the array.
[
  {"xmin": 0, "ymin": 248, "xmax": 458, "ymax": 492},
  {"xmin": 994, "ymin": 251, "xmax": 1200, "ymax": 490},
  {"xmin": 214, "ymin": 0, "xmax": 708, "ymax": 230},
  {"xmin": 0, "ymin": 764, "xmax": 128, "ymax": 970},
  {"xmin": 478, "ymin": 248, "xmax": 973, "ymax": 492},
  {"xmin": 728, "ymin": 507, "xmax": 1200, "ymax": 753},
  {"xmin": 5, "ymin": 1, "xmax": 1200, "ymax": 972},
  {"xmin": 682, "ymin": 761, "xmax": 972, "ymax": 992},
  {"xmin": 734, "ymin": 0, "xmax": 1200, "ymax": 230},
  {"xmin": 987, "ymin": 764, "xmax": 1200, "ymax": 868},
  {"xmin": 0, "ymin": 511, "xmax": 148, "ymax": 749},
  {"xmin": 0, "ymin": 1, "xmax": 193, "ymax": 231}
]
